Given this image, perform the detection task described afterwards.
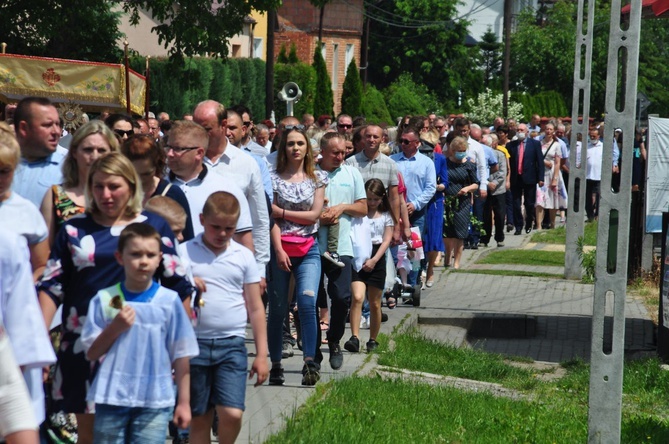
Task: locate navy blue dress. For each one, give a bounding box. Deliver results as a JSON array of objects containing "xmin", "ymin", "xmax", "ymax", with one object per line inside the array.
[
  {"xmin": 443, "ymin": 159, "xmax": 479, "ymax": 240},
  {"xmin": 39, "ymin": 211, "xmax": 193, "ymax": 413},
  {"xmin": 424, "ymin": 153, "xmax": 449, "ymax": 252}
]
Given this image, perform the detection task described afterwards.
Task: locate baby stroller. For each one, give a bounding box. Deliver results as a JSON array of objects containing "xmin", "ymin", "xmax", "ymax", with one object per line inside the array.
[{"xmin": 385, "ymin": 227, "xmax": 424, "ymax": 307}]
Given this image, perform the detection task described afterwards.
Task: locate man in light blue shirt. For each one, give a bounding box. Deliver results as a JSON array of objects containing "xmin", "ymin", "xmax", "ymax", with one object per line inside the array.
[
  {"xmin": 390, "ymin": 128, "xmax": 436, "ymax": 286},
  {"xmin": 12, "ymin": 97, "xmax": 65, "ymax": 207}
]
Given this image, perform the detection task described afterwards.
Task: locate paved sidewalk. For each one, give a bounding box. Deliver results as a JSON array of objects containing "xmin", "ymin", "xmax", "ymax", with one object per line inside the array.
[{"xmin": 211, "ymin": 228, "xmax": 656, "ymax": 443}]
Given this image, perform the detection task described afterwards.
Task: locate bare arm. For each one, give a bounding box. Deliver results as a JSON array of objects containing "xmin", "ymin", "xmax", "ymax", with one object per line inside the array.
[
  {"xmin": 362, "ymin": 225, "xmax": 393, "ymax": 272},
  {"xmin": 86, "ymin": 306, "xmax": 135, "ymax": 361},
  {"xmin": 399, "ymin": 193, "xmax": 411, "ymax": 240},
  {"xmin": 322, "ymin": 198, "xmax": 368, "ymax": 222},
  {"xmin": 234, "ymin": 231, "xmax": 254, "ymax": 253},
  {"xmin": 272, "ymin": 186, "xmax": 325, "ymax": 226},
  {"xmin": 29, "ymin": 239, "xmax": 49, "ymax": 283},
  {"xmin": 244, "ymin": 282, "xmax": 269, "ymax": 386},
  {"xmin": 172, "ymin": 357, "xmax": 191, "ymax": 429},
  {"xmin": 39, "ymin": 291, "xmax": 58, "ymax": 331},
  {"xmin": 39, "ymin": 189, "xmax": 57, "ymax": 249},
  {"xmin": 388, "ymin": 185, "xmax": 401, "ymax": 243}
]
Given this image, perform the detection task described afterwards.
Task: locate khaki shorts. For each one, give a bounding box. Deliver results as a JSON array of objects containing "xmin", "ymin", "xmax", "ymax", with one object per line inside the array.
[{"xmin": 0, "ymin": 330, "xmax": 38, "ymax": 437}]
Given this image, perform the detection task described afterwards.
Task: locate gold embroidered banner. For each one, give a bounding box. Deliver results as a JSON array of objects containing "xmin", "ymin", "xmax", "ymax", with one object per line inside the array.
[{"xmin": 0, "ymin": 54, "xmax": 145, "ymax": 115}]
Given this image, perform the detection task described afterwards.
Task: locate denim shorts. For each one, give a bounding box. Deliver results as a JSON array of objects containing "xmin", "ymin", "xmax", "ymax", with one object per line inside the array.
[
  {"xmin": 93, "ymin": 404, "xmax": 171, "ymax": 444},
  {"xmin": 190, "ymin": 336, "xmax": 248, "ymax": 414}
]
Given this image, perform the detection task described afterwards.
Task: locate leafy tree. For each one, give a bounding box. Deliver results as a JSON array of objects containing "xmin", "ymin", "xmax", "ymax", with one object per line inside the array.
[
  {"xmin": 367, "ymin": 0, "xmax": 483, "ymax": 110},
  {"xmin": 120, "ymin": 0, "xmax": 281, "ymax": 59},
  {"xmin": 362, "ymin": 86, "xmax": 393, "ymax": 125},
  {"xmin": 341, "ymin": 60, "xmax": 364, "ymax": 117},
  {"xmin": 466, "ymin": 88, "xmax": 523, "ymax": 125},
  {"xmin": 383, "ymin": 74, "xmax": 441, "ymax": 119},
  {"xmin": 479, "ymin": 28, "xmax": 502, "ymax": 91},
  {"xmin": 638, "ymin": 19, "xmax": 669, "ymax": 116},
  {"xmin": 0, "ymin": 0, "xmax": 124, "ymax": 62},
  {"xmin": 312, "ymin": 45, "xmax": 334, "ymax": 118},
  {"xmin": 277, "ymin": 44, "xmax": 290, "ymax": 64},
  {"xmin": 288, "ymin": 44, "xmax": 300, "ymax": 64}
]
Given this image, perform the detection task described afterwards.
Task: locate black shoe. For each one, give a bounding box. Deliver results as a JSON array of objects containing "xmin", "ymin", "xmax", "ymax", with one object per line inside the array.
[
  {"xmin": 328, "ymin": 342, "xmax": 344, "ymax": 370},
  {"xmin": 506, "ymin": 223, "xmax": 514, "ymax": 233},
  {"xmin": 269, "ymin": 365, "xmax": 285, "ymax": 385},
  {"xmin": 381, "ymin": 312, "xmax": 388, "ymax": 322},
  {"xmin": 366, "ymin": 339, "xmax": 379, "ymax": 352},
  {"xmin": 344, "ymin": 335, "xmax": 360, "ymax": 353},
  {"xmin": 301, "ymin": 360, "xmax": 321, "ymax": 386},
  {"xmin": 525, "ymin": 227, "xmax": 532, "ymax": 234},
  {"xmin": 470, "ymin": 243, "xmax": 479, "ymax": 250},
  {"xmin": 514, "ymin": 229, "xmax": 522, "ymax": 235}
]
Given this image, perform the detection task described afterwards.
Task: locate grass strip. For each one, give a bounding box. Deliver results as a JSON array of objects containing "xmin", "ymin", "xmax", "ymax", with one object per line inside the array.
[
  {"xmin": 477, "ymin": 249, "xmax": 565, "ymax": 266},
  {"xmin": 454, "ymin": 269, "xmax": 563, "ymax": 279},
  {"xmin": 530, "ymin": 221, "xmax": 598, "ymax": 245}
]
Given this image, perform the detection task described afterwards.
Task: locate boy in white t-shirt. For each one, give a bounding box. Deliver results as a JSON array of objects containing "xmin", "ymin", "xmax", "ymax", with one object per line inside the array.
[
  {"xmin": 178, "ymin": 191, "xmax": 268, "ymax": 444},
  {"xmin": 80, "ymin": 223, "xmax": 199, "ymax": 444}
]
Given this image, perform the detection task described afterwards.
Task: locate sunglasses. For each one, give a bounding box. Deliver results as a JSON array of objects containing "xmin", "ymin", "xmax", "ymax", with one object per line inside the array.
[
  {"xmin": 114, "ymin": 129, "xmax": 134, "ymax": 138},
  {"xmin": 243, "ymin": 121, "xmax": 252, "ymax": 127},
  {"xmin": 283, "ymin": 124, "xmax": 306, "ymax": 131},
  {"xmin": 337, "ymin": 124, "xmax": 352, "ymax": 129},
  {"xmin": 400, "ymin": 138, "xmax": 416, "ymax": 145}
]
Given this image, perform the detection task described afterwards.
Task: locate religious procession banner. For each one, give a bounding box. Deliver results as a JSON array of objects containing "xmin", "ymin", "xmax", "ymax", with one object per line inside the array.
[
  {"xmin": 646, "ymin": 116, "xmax": 669, "ymax": 233},
  {"xmin": 0, "ymin": 54, "xmax": 145, "ymax": 115}
]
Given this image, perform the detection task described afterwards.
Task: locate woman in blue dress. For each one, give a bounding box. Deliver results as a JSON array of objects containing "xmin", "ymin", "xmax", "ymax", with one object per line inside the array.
[
  {"xmin": 423, "ymin": 145, "xmax": 448, "ymax": 288},
  {"xmin": 38, "ymin": 152, "xmax": 193, "ymax": 444}
]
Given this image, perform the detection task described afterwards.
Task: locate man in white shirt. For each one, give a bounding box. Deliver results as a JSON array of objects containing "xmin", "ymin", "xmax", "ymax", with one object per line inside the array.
[
  {"xmin": 193, "ymin": 102, "xmax": 271, "ymax": 291},
  {"xmin": 166, "ymin": 120, "xmax": 254, "ymax": 251}
]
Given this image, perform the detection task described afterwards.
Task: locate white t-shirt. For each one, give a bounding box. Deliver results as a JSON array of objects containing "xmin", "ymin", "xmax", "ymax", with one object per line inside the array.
[
  {"xmin": 1, "ymin": 192, "xmax": 48, "ymax": 245},
  {"xmin": 178, "ymin": 236, "xmax": 260, "ymax": 339},
  {"xmin": 368, "ymin": 212, "xmax": 394, "ymax": 245}
]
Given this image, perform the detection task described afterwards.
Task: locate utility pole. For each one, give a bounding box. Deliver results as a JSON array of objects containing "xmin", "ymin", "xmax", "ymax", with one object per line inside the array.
[
  {"xmin": 265, "ymin": 8, "xmax": 276, "ymax": 120},
  {"xmin": 502, "ymin": 0, "xmax": 512, "ymax": 118}
]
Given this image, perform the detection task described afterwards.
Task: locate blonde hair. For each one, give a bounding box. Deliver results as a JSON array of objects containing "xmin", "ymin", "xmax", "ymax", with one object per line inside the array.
[
  {"xmin": 0, "ymin": 122, "xmax": 20, "ymax": 168},
  {"xmin": 85, "ymin": 152, "xmax": 143, "ymax": 218},
  {"xmin": 145, "ymin": 195, "xmax": 187, "ymax": 226},
  {"xmin": 379, "ymin": 143, "xmax": 391, "ymax": 156},
  {"xmin": 63, "ymin": 120, "xmax": 119, "ymax": 188}
]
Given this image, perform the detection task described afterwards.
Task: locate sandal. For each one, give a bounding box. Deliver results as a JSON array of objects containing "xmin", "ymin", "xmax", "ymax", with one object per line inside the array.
[
  {"xmin": 319, "ymin": 321, "xmax": 329, "ymax": 331},
  {"xmin": 386, "ymin": 296, "xmax": 397, "ymax": 310}
]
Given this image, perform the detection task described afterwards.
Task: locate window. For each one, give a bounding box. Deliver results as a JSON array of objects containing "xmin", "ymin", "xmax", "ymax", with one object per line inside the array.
[
  {"xmin": 232, "ymin": 44, "xmax": 242, "ymax": 58},
  {"xmin": 345, "ymin": 44, "xmax": 354, "ymax": 68},
  {"xmin": 321, "ymin": 42, "xmax": 326, "ymax": 61},
  {"xmin": 253, "ymin": 38, "xmax": 263, "ymax": 59},
  {"xmin": 332, "ymin": 43, "xmax": 339, "ymax": 90}
]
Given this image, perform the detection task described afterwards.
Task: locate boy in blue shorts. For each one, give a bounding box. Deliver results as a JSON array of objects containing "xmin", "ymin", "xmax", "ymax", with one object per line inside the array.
[
  {"xmin": 178, "ymin": 191, "xmax": 268, "ymax": 444},
  {"xmin": 81, "ymin": 223, "xmax": 199, "ymax": 444}
]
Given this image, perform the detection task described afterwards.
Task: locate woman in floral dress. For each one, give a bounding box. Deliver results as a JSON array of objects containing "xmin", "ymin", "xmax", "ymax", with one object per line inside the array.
[{"xmin": 38, "ymin": 153, "xmax": 193, "ymax": 444}]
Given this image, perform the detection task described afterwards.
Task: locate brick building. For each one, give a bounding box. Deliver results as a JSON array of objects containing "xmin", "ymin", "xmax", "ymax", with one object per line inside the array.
[{"xmin": 275, "ymin": 0, "xmax": 364, "ymax": 115}]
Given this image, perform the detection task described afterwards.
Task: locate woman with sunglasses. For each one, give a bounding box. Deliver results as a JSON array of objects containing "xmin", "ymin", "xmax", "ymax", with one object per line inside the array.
[
  {"xmin": 40, "ymin": 120, "xmax": 120, "ymax": 248},
  {"xmin": 104, "ymin": 114, "xmax": 135, "ymax": 141},
  {"xmin": 267, "ymin": 127, "xmax": 327, "ymax": 386}
]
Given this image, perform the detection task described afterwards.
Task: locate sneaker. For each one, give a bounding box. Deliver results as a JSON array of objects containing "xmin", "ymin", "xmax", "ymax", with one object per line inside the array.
[
  {"xmin": 301, "ymin": 360, "xmax": 321, "ymax": 386},
  {"xmin": 497, "ymin": 242, "xmax": 505, "ymax": 247},
  {"xmin": 323, "ymin": 251, "xmax": 345, "ymax": 268},
  {"xmin": 366, "ymin": 339, "xmax": 379, "ymax": 352},
  {"xmin": 269, "ymin": 365, "xmax": 285, "ymax": 386},
  {"xmin": 360, "ymin": 316, "xmax": 370, "ymax": 329},
  {"xmin": 381, "ymin": 312, "xmax": 388, "ymax": 322},
  {"xmin": 344, "ymin": 335, "xmax": 360, "ymax": 353},
  {"xmin": 328, "ymin": 342, "xmax": 344, "ymax": 370},
  {"xmin": 282, "ymin": 341, "xmax": 294, "ymax": 359}
]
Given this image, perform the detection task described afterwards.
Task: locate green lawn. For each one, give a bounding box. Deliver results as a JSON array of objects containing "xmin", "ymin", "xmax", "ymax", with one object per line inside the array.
[
  {"xmin": 530, "ymin": 221, "xmax": 598, "ymax": 245},
  {"xmin": 476, "ymin": 249, "xmax": 565, "ymax": 266},
  {"xmin": 266, "ymin": 329, "xmax": 669, "ymax": 443}
]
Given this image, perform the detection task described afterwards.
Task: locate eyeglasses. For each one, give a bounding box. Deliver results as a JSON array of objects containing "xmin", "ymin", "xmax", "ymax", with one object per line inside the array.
[
  {"xmin": 164, "ymin": 145, "xmax": 199, "ymax": 154},
  {"xmin": 114, "ymin": 129, "xmax": 134, "ymax": 138},
  {"xmin": 435, "ymin": 125, "xmax": 444, "ymax": 130},
  {"xmin": 400, "ymin": 138, "xmax": 416, "ymax": 145},
  {"xmin": 337, "ymin": 124, "xmax": 352, "ymax": 129}
]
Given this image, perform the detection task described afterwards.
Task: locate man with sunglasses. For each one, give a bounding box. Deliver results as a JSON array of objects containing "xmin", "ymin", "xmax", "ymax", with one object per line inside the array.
[
  {"xmin": 390, "ymin": 128, "xmax": 436, "ymax": 286},
  {"xmin": 336, "ymin": 114, "xmax": 353, "ymax": 135},
  {"xmin": 12, "ymin": 96, "xmax": 66, "ymax": 207}
]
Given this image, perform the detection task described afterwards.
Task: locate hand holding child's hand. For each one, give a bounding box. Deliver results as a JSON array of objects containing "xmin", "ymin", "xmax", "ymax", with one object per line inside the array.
[
  {"xmin": 173, "ymin": 402, "xmax": 191, "ymax": 430},
  {"xmin": 250, "ymin": 357, "xmax": 269, "ymax": 387},
  {"xmin": 112, "ymin": 305, "xmax": 135, "ymax": 333}
]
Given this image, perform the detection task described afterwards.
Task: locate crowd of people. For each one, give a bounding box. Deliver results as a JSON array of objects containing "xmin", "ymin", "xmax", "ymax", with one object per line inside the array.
[{"xmin": 0, "ymin": 97, "xmax": 646, "ymax": 444}]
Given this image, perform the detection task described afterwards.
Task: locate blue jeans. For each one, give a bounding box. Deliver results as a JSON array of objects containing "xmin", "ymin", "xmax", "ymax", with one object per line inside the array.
[
  {"xmin": 94, "ymin": 404, "xmax": 171, "ymax": 444},
  {"xmin": 268, "ymin": 241, "xmax": 321, "ymax": 362}
]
